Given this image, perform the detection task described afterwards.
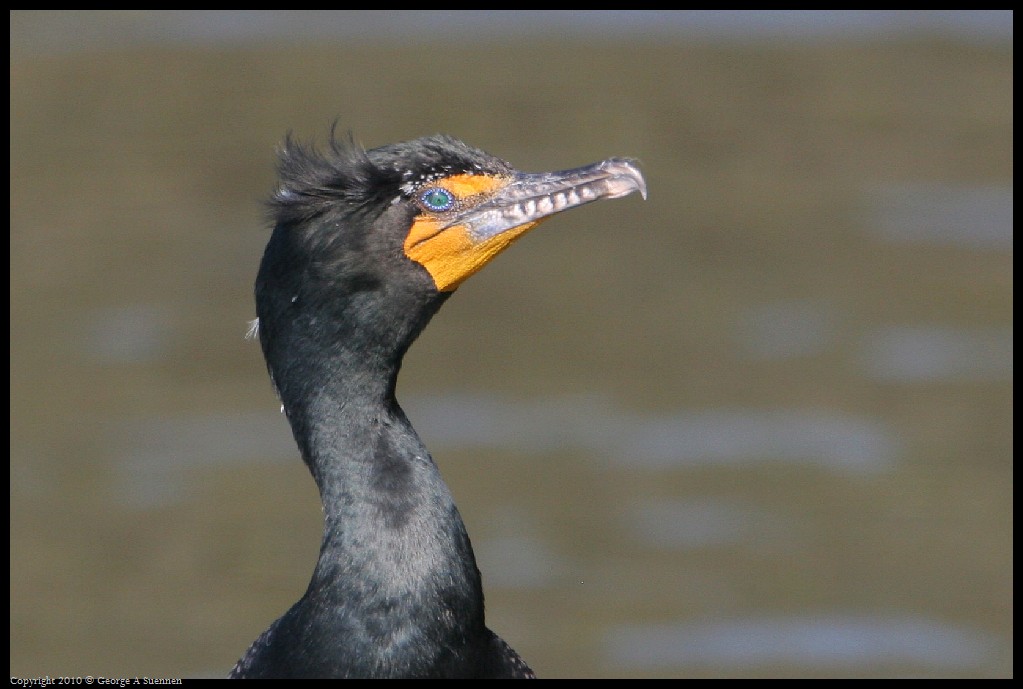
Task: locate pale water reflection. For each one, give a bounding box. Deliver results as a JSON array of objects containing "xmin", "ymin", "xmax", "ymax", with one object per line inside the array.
[
  {"xmin": 84, "ymin": 305, "xmax": 175, "ymax": 364},
  {"xmin": 737, "ymin": 299, "xmax": 836, "ymax": 361},
  {"xmin": 624, "ymin": 498, "xmax": 794, "ymax": 549},
  {"xmin": 862, "ymin": 326, "xmax": 1012, "ymax": 382},
  {"xmin": 869, "ymin": 183, "xmax": 1013, "ymax": 250},
  {"xmin": 115, "ymin": 411, "xmax": 293, "ymax": 508},
  {"xmin": 607, "ymin": 614, "xmax": 998, "ymax": 672},
  {"xmin": 114, "ymin": 393, "xmax": 898, "ymax": 509},
  {"xmin": 406, "ymin": 394, "xmax": 898, "ymax": 474}
]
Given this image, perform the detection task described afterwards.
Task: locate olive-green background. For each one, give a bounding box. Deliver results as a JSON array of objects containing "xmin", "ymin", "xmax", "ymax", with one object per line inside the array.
[{"xmin": 10, "ymin": 11, "xmax": 1012, "ymax": 678}]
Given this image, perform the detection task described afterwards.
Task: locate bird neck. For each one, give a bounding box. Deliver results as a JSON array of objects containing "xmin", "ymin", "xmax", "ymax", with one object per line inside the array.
[
  {"xmin": 297, "ymin": 387, "xmax": 484, "ymax": 613},
  {"xmin": 257, "ymin": 288, "xmax": 489, "ymax": 661}
]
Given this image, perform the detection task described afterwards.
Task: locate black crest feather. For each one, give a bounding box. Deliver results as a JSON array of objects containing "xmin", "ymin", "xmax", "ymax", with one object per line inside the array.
[{"xmin": 269, "ymin": 128, "xmax": 513, "ymax": 228}]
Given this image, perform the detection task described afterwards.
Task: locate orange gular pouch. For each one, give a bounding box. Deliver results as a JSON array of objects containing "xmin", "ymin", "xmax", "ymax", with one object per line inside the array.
[{"xmin": 403, "ymin": 173, "xmax": 540, "ymax": 292}]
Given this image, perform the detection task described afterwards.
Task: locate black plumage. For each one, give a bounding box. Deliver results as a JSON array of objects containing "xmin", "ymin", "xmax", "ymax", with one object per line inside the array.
[{"xmin": 230, "ymin": 132, "xmax": 645, "ymax": 678}]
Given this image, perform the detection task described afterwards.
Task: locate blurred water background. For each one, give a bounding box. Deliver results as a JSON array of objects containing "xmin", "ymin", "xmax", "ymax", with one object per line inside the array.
[{"xmin": 10, "ymin": 10, "xmax": 1013, "ymax": 678}]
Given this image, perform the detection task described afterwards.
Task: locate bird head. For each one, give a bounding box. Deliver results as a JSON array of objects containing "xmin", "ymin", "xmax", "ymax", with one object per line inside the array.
[
  {"xmin": 264, "ymin": 132, "xmax": 647, "ymax": 295},
  {"xmin": 395, "ymin": 141, "xmax": 647, "ymax": 291}
]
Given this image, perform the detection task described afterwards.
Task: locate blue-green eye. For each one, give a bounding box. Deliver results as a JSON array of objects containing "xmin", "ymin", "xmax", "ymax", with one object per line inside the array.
[{"xmin": 419, "ymin": 187, "xmax": 454, "ymax": 212}]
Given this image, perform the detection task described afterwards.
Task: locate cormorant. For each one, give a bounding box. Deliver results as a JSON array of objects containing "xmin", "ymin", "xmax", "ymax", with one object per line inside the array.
[{"xmin": 229, "ymin": 131, "xmax": 646, "ymax": 678}]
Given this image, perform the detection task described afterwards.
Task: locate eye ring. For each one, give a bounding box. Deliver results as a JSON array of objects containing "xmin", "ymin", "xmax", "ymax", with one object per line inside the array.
[{"xmin": 419, "ymin": 187, "xmax": 455, "ymax": 212}]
